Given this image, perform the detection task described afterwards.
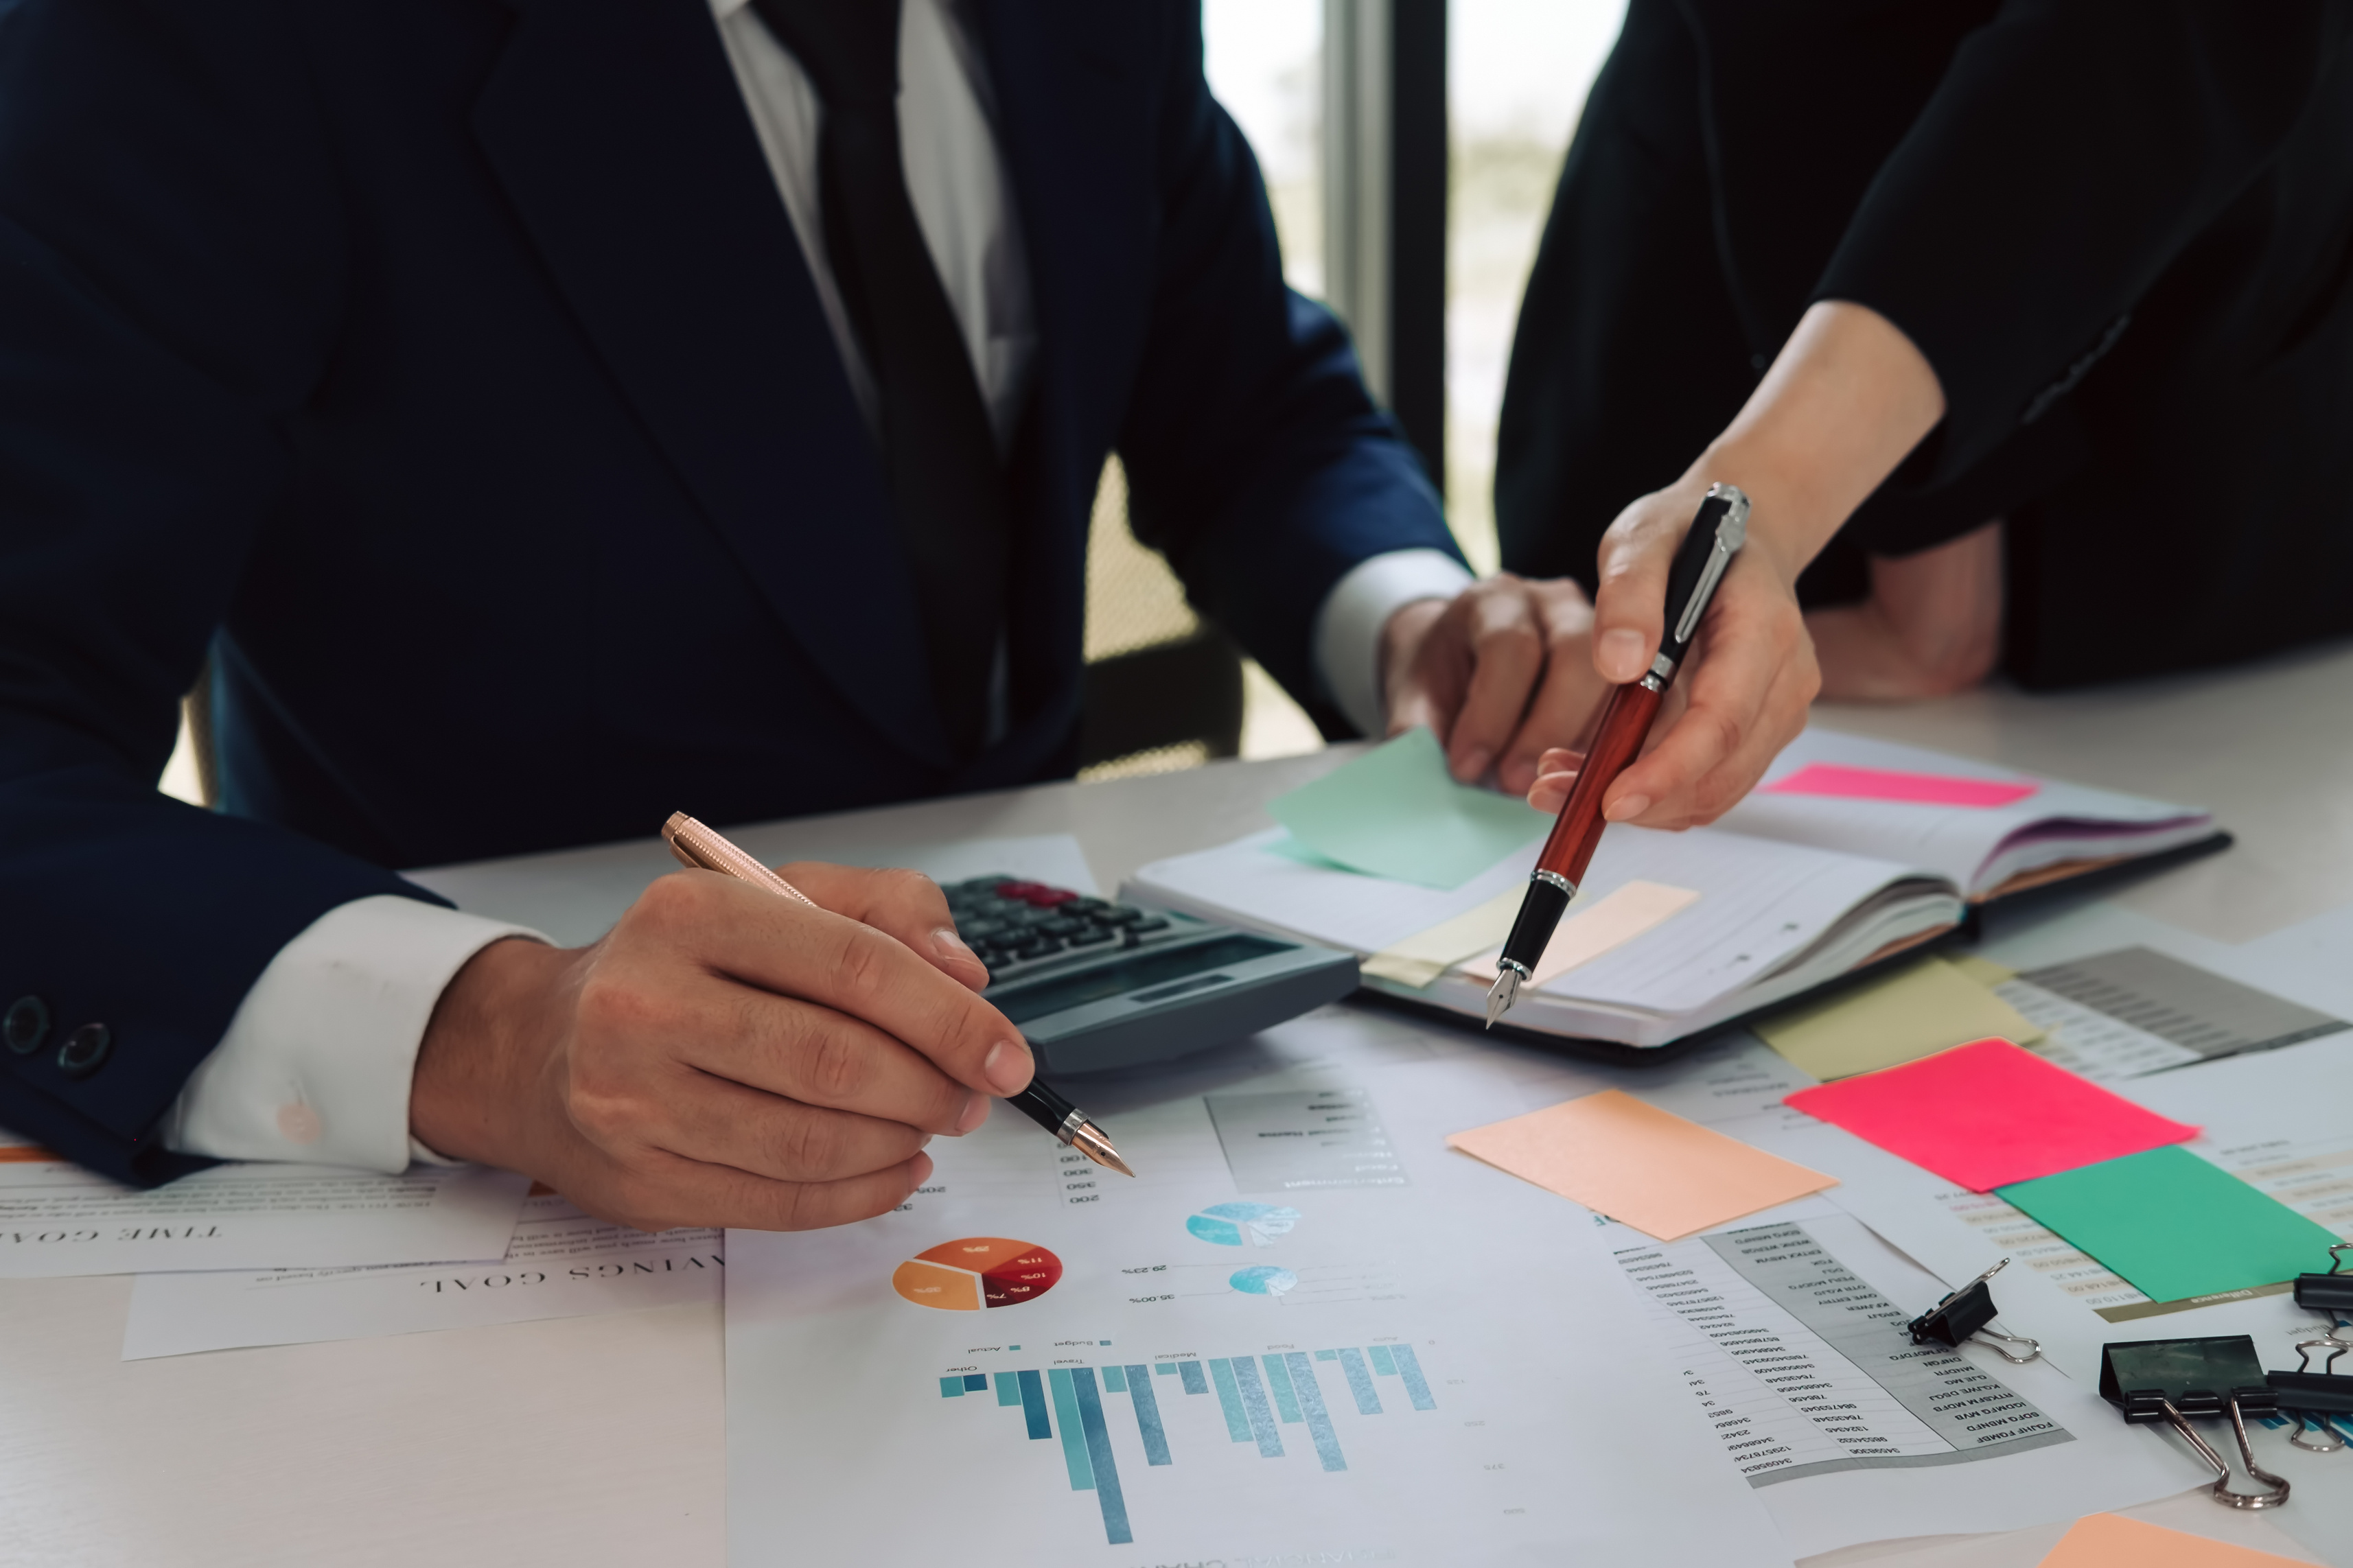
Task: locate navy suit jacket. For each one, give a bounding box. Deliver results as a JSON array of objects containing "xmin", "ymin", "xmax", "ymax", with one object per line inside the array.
[{"xmin": 0, "ymin": 0, "xmax": 1456, "ymax": 1182}]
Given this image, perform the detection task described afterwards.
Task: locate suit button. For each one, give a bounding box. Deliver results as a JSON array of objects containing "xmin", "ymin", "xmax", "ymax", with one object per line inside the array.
[
  {"xmin": 57, "ymin": 1023, "xmax": 111, "ymax": 1079},
  {"xmin": 3, "ymin": 996, "xmax": 49, "ymax": 1055}
]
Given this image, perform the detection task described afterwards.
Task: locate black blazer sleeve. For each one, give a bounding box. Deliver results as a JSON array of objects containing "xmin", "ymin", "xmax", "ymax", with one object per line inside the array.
[
  {"xmin": 1113, "ymin": 2, "xmax": 1460, "ymax": 718},
  {"xmin": 0, "ymin": 0, "xmax": 441, "ymax": 1183},
  {"xmin": 1814, "ymin": 0, "xmax": 2353, "ymax": 487}
]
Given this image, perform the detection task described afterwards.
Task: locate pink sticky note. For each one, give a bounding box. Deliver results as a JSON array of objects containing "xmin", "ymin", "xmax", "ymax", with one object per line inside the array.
[
  {"xmin": 1783, "ymin": 1038, "xmax": 2199, "ymax": 1192},
  {"xmin": 1762, "ymin": 762, "xmax": 2039, "ymax": 808}
]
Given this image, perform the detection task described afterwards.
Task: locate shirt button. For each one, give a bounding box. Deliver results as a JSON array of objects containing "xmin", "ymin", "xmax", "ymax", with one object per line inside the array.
[
  {"xmin": 3, "ymin": 996, "xmax": 49, "ymax": 1055},
  {"xmin": 57, "ymin": 1023, "xmax": 112, "ymax": 1079}
]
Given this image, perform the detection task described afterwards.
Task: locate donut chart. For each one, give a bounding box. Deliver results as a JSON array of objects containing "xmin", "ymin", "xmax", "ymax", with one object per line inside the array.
[{"xmin": 891, "ymin": 1237, "xmax": 1063, "ymax": 1311}]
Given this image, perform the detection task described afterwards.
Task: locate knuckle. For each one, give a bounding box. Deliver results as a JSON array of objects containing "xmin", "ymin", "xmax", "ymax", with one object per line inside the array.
[
  {"xmin": 799, "ymin": 1022, "xmax": 874, "ymax": 1103},
  {"xmin": 776, "ymin": 1112, "xmax": 848, "ymax": 1179},
  {"xmin": 830, "ymin": 927, "xmax": 894, "ymax": 1005}
]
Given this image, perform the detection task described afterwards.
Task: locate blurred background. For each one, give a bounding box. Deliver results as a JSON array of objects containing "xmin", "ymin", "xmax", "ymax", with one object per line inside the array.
[{"xmin": 1080, "ymin": 0, "xmax": 1629, "ymax": 780}]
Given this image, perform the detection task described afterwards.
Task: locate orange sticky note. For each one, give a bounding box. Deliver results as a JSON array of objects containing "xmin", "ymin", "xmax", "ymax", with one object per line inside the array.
[
  {"xmin": 2037, "ymin": 1514, "xmax": 2313, "ymax": 1568},
  {"xmin": 1445, "ymin": 1088, "xmax": 1837, "ymax": 1241}
]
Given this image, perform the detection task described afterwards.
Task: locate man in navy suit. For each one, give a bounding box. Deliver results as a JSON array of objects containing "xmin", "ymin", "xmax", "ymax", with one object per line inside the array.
[{"xmin": 0, "ymin": 0, "xmax": 1768, "ymax": 1230}]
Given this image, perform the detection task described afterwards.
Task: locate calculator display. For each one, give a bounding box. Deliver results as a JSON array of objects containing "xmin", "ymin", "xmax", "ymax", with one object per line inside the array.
[{"xmin": 989, "ymin": 935, "xmax": 1288, "ymax": 1024}]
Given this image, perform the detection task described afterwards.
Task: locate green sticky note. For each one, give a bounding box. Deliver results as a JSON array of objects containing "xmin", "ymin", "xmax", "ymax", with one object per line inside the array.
[
  {"xmin": 1997, "ymin": 1145, "xmax": 2343, "ymax": 1304},
  {"xmin": 1266, "ymin": 728, "xmax": 1549, "ymax": 889}
]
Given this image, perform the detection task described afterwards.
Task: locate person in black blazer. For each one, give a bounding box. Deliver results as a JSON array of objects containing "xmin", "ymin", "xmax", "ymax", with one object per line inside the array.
[
  {"xmin": 0, "ymin": 0, "xmax": 1648, "ymax": 1226},
  {"xmin": 1498, "ymin": 0, "xmax": 2353, "ymax": 824}
]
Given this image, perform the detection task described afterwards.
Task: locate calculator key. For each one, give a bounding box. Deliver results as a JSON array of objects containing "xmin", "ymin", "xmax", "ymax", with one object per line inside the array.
[
  {"xmin": 1091, "ymin": 906, "xmax": 1146, "ymax": 926},
  {"xmin": 1014, "ymin": 938, "xmax": 1063, "ymax": 960},
  {"xmin": 1130, "ymin": 917, "xmax": 1170, "ymax": 933},
  {"xmin": 1064, "ymin": 926, "xmax": 1114, "ymax": 947},
  {"xmin": 958, "ymin": 918, "xmax": 1011, "ymax": 940},
  {"xmin": 1038, "ymin": 917, "xmax": 1089, "ymax": 937},
  {"xmin": 1013, "ymin": 907, "xmax": 1060, "ymax": 926}
]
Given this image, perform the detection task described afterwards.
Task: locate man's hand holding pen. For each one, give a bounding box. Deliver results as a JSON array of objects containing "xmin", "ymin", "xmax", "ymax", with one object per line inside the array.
[{"xmin": 408, "ymin": 864, "xmax": 1035, "ymax": 1234}]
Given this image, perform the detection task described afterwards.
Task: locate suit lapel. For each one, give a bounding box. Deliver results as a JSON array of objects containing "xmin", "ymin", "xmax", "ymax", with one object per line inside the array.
[{"xmin": 472, "ymin": 0, "xmax": 953, "ymax": 768}]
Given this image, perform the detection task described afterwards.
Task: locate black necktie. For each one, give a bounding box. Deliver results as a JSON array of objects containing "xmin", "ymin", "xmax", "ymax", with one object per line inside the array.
[{"xmin": 750, "ymin": 0, "xmax": 1011, "ymax": 758}]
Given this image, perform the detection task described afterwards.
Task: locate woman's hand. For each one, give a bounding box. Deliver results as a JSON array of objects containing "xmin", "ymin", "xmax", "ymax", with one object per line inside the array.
[{"xmin": 1527, "ymin": 300, "xmax": 1951, "ymax": 826}]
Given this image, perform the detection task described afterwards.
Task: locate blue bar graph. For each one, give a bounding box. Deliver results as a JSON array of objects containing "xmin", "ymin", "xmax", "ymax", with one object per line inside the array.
[
  {"xmin": 964, "ymin": 1373, "xmax": 989, "ymax": 1392},
  {"xmin": 940, "ymin": 1376, "xmax": 966, "ymax": 1397},
  {"xmin": 1391, "ymin": 1345, "xmax": 1437, "ymax": 1411},
  {"xmin": 1261, "ymin": 1355, "xmax": 1305, "ymax": 1423},
  {"xmin": 1334, "ymin": 1348, "xmax": 1382, "ymax": 1414},
  {"xmin": 1284, "ymin": 1352, "xmax": 1347, "ymax": 1472},
  {"xmin": 1155, "ymin": 1363, "xmax": 1177, "ymax": 1377},
  {"xmin": 1314, "ymin": 1349, "xmax": 1338, "ymax": 1361},
  {"xmin": 1177, "ymin": 1361, "xmax": 1209, "ymax": 1396},
  {"xmin": 1368, "ymin": 1344, "xmax": 1397, "ymax": 1376},
  {"xmin": 1070, "ymin": 1368, "xmax": 1133, "ymax": 1545},
  {"xmin": 1017, "ymin": 1368, "xmax": 1052, "ymax": 1440},
  {"xmin": 1207, "ymin": 1359, "xmax": 1253, "ymax": 1442},
  {"xmin": 995, "ymin": 1372, "xmax": 1022, "ymax": 1407},
  {"xmin": 1122, "ymin": 1365, "xmax": 1172, "ymax": 1466},
  {"xmin": 1046, "ymin": 1368, "xmax": 1094, "ymax": 1490},
  {"xmin": 1229, "ymin": 1356, "xmax": 1286, "ymax": 1458}
]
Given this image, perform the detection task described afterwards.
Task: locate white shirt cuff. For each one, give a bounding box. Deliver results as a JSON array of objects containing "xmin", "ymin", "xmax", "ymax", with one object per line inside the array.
[
  {"xmin": 159, "ymin": 896, "xmax": 548, "ymax": 1175},
  {"xmin": 1312, "ymin": 548, "xmax": 1476, "ymax": 737}
]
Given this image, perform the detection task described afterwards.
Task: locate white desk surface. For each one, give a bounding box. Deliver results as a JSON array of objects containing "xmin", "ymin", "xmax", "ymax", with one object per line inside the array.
[{"xmin": 8, "ymin": 640, "xmax": 2352, "ymax": 1567}]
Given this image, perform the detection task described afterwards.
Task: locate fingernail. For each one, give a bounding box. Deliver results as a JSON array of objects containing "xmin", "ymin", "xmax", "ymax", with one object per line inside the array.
[
  {"xmin": 1605, "ymin": 792, "xmax": 1650, "ymax": 822},
  {"xmin": 984, "ymin": 1039, "xmax": 1033, "ymax": 1097},
  {"xmin": 1599, "ymin": 628, "xmax": 1646, "ymax": 682},
  {"xmin": 932, "ymin": 927, "xmax": 977, "ymax": 966},
  {"xmin": 1456, "ymin": 747, "xmax": 1492, "ymax": 782},
  {"xmin": 954, "ymin": 1093, "xmax": 989, "ymax": 1135}
]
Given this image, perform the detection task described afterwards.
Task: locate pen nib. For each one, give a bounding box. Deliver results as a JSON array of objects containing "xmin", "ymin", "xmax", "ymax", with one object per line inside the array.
[
  {"xmin": 1071, "ymin": 1121, "xmax": 1135, "ymax": 1178},
  {"xmin": 1483, "ymin": 968, "xmax": 1520, "ymax": 1029}
]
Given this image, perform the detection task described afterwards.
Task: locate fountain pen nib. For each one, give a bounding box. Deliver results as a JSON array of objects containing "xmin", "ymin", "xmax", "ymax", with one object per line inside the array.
[
  {"xmin": 1071, "ymin": 1121, "xmax": 1135, "ymax": 1178},
  {"xmin": 1484, "ymin": 968, "xmax": 1520, "ymax": 1029}
]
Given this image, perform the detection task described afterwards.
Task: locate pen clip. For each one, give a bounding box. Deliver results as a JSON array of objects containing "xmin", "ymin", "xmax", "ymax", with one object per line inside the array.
[{"xmin": 1669, "ymin": 484, "xmax": 1750, "ymax": 649}]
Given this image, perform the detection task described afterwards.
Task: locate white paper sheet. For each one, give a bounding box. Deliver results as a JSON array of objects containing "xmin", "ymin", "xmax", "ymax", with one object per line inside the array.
[
  {"xmin": 723, "ymin": 1014, "xmax": 1794, "ymax": 1568},
  {"xmin": 1718, "ymin": 727, "xmax": 2214, "ymax": 894},
  {"xmin": 1601, "ymin": 1197, "xmax": 2190, "ymax": 1557},
  {"xmin": 121, "ymin": 1189, "xmax": 722, "ymax": 1359},
  {"xmin": 1734, "ymin": 1029, "xmax": 2353, "ymax": 1388},
  {"xmin": 0, "ymin": 1128, "xmax": 529, "ymax": 1278}
]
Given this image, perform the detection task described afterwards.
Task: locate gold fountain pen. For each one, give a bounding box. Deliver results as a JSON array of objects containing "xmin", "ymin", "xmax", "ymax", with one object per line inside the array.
[{"xmin": 660, "ymin": 812, "xmax": 1133, "ymax": 1177}]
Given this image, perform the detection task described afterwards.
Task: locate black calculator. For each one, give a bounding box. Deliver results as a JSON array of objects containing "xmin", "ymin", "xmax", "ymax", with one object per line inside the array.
[{"xmin": 940, "ymin": 876, "xmax": 1359, "ymax": 1074}]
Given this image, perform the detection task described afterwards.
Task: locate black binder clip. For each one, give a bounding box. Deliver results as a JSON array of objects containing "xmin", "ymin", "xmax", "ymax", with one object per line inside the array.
[
  {"xmin": 1905, "ymin": 1259, "xmax": 2041, "ymax": 1364},
  {"xmin": 2099, "ymin": 1335, "xmax": 2289, "ymax": 1508},
  {"xmin": 2271, "ymin": 1242, "xmax": 2353, "ymax": 1454}
]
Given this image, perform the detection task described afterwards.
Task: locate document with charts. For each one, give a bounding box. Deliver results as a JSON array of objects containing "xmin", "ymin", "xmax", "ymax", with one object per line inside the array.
[
  {"xmin": 723, "ymin": 1019, "xmax": 1792, "ymax": 1568},
  {"xmin": 121, "ymin": 1187, "xmax": 721, "ymax": 1358},
  {"xmin": 0, "ymin": 1128, "xmax": 529, "ymax": 1278}
]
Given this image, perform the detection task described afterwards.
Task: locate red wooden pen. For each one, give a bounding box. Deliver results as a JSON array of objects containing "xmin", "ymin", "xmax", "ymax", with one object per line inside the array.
[{"xmin": 1485, "ymin": 484, "xmax": 1750, "ymax": 1025}]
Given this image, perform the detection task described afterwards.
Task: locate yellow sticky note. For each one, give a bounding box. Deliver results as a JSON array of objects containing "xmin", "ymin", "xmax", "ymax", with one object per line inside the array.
[
  {"xmin": 1361, "ymin": 888, "xmax": 1525, "ymax": 988},
  {"xmin": 1949, "ymin": 952, "xmax": 2019, "ymax": 987},
  {"xmin": 2037, "ymin": 1514, "xmax": 2312, "ymax": 1568},
  {"xmin": 1451, "ymin": 880, "xmax": 1700, "ymax": 989},
  {"xmin": 1445, "ymin": 1088, "xmax": 1836, "ymax": 1241},
  {"xmin": 1754, "ymin": 955, "xmax": 2043, "ymax": 1082}
]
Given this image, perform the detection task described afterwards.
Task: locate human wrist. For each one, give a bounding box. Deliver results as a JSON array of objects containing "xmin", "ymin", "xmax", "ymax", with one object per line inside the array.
[{"xmin": 410, "ymin": 935, "xmax": 569, "ymax": 1165}]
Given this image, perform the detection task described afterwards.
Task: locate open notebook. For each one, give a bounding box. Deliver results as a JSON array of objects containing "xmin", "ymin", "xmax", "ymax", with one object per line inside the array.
[{"xmin": 1125, "ymin": 729, "xmax": 2222, "ymax": 1050}]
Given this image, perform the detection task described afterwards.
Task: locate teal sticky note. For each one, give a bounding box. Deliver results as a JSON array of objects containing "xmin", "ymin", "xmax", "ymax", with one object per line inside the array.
[
  {"xmin": 1266, "ymin": 728, "xmax": 1549, "ymax": 889},
  {"xmin": 1997, "ymin": 1145, "xmax": 2343, "ymax": 1304}
]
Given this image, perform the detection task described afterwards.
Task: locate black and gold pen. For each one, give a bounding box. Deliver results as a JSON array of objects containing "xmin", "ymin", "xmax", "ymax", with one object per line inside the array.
[{"xmin": 660, "ymin": 812, "xmax": 1133, "ymax": 1176}]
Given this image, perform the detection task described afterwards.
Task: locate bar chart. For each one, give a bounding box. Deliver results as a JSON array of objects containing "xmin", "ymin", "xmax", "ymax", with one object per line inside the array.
[{"xmin": 937, "ymin": 1342, "xmax": 1441, "ymax": 1546}]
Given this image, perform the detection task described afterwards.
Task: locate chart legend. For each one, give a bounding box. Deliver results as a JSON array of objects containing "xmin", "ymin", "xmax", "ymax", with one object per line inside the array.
[{"xmin": 891, "ymin": 1237, "xmax": 1063, "ymax": 1311}]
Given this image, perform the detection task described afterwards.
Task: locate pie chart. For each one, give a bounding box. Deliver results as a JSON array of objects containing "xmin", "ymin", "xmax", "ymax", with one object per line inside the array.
[
  {"xmin": 1186, "ymin": 1202, "xmax": 1302, "ymax": 1248},
  {"xmin": 891, "ymin": 1237, "xmax": 1063, "ymax": 1311}
]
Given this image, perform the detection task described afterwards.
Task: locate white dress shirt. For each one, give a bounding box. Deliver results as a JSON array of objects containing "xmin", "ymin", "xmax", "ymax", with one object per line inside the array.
[{"xmin": 161, "ymin": 0, "xmax": 1472, "ymax": 1173}]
